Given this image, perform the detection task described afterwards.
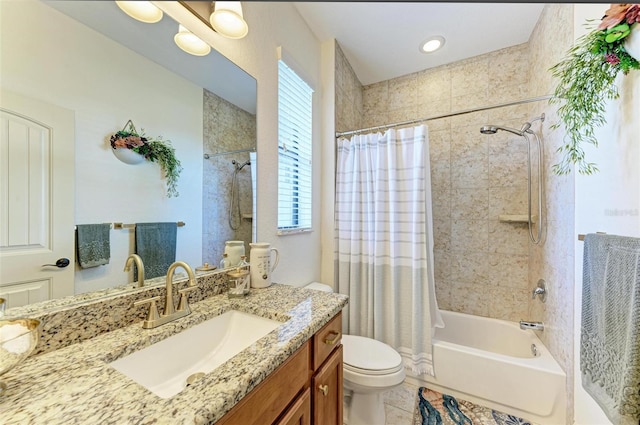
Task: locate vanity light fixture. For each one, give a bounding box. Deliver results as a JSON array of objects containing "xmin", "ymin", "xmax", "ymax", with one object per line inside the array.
[
  {"xmin": 209, "ymin": 1, "xmax": 248, "ymax": 39},
  {"xmin": 174, "ymin": 24, "xmax": 212, "ymax": 56},
  {"xmin": 419, "ymin": 36, "xmax": 445, "ymax": 53},
  {"xmin": 115, "ymin": 1, "xmax": 163, "ymax": 24}
]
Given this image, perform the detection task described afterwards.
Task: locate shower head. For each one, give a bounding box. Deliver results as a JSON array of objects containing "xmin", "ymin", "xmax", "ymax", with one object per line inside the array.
[
  {"xmin": 479, "ymin": 125, "xmax": 524, "ymax": 136},
  {"xmin": 480, "ymin": 126, "xmax": 498, "ymax": 135}
]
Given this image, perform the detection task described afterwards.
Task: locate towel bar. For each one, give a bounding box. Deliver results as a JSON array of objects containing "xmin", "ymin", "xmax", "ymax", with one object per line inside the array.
[
  {"xmin": 578, "ymin": 232, "xmax": 607, "ymax": 241},
  {"xmin": 113, "ymin": 221, "xmax": 185, "ymax": 229},
  {"xmin": 74, "ymin": 223, "xmax": 113, "ymax": 230},
  {"xmin": 75, "ymin": 222, "xmax": 185, "ymax": 230}
]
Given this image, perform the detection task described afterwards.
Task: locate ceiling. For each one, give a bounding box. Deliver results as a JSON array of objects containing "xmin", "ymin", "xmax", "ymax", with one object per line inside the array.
[{"xmin": 293, "ymin": 2, "xmax": 546, "ymax": 86}]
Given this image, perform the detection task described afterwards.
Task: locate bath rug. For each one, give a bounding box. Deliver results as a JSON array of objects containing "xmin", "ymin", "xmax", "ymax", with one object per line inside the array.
[{"xmin": 413, "ymin": 387, "xmax": 536, "ymax": 425}]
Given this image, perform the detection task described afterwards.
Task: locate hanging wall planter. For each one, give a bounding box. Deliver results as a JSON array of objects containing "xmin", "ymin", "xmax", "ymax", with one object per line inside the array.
[
  {"xmin": 110, "ymin": 120, "xmax": 183, "ymax": 197},
  {"xmin": 624, "ymin": 24, "xmax": 640, "ymax": 60},
  {"xmin": 112, "ymin": 146, "xmax": 145, "ymax": 164},
  {"xmin": 549, "ymin": 4, "xmax": 640, "ymax": 175}
]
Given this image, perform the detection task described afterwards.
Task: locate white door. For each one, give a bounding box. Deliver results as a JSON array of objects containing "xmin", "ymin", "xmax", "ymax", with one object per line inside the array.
[{"xmin": 0, "ymin": 90, "xmax": 75, "ymax": 308}]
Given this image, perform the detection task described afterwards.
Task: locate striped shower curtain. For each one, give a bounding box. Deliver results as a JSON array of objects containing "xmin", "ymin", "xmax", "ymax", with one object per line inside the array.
[{"xmin": 334, "ymin": 125, "xmax": 443, "ymax": 376}]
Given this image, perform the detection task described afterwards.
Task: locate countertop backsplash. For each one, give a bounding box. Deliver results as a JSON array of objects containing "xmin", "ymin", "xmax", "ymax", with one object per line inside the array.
[{"xmin": 4, "ymin": 270, "xmax": 228, "ymax": 356}]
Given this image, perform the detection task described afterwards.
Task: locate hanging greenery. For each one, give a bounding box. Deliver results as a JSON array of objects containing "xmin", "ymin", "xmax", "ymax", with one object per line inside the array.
[
  {"xmin": 110, "ymin": 120, "xmax": 183, "ymax": 197},
  {"xmin": 549, "ymin": 4, "xmax": 640, "ymax": 175}
]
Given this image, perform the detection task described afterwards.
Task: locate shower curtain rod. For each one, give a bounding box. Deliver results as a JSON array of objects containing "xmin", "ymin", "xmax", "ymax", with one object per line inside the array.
[
  {"xmin": 203, "ymin": 148, "xmax": 255, "ymax": 159},
  {"xmin": 335, "ymin": 95, "xmax": 553, "ymax": 138}
]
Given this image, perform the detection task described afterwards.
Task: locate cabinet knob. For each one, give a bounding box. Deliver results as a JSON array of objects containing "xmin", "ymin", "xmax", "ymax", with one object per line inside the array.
[
  {"xmin": 324, "ymin": 331, "xmax": 341, "ymax": 345},
  {"xmin": 318, "ymin": 384, "xmax": 329, "ymax": 396}
]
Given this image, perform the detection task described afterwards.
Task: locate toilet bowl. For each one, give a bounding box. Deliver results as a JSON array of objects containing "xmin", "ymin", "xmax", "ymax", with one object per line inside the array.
[{"xmin": 304, "ymin": 282, "xmax": 406, "ymax": 425}]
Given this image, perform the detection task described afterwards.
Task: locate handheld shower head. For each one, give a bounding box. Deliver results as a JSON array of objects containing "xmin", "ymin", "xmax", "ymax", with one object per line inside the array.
[{"xmin": 479, "ymin": 125, "xmax": 523, "ymax": 136}]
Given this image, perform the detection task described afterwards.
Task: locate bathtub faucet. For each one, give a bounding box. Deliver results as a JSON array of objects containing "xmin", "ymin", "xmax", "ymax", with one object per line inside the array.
[{"xmin": 519, "ymin": 320, "xmax": 544, "ymax": 331}]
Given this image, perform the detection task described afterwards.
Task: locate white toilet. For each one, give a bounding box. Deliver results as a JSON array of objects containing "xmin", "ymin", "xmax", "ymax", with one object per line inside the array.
[{"xmin": 304, "ymin": 282, "xmax": 406, "ymax": 425}]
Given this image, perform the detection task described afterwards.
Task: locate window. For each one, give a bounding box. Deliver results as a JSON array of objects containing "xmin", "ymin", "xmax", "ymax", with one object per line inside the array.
[{"xmin": 277, "ymin": 58, "xmax": 313, "ymax": 233}]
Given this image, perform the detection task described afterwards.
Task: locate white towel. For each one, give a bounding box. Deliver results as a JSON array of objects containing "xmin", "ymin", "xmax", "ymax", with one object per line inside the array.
[{"xmin": 581, "ymin": 233, "xmax": 640, "ymax": 425}]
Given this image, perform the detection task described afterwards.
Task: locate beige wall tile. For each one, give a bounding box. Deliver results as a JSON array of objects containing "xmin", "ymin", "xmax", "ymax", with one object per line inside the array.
[
  {"xmin": 451, "ymin": 219, "xmax": 488, "ymax": 251},
  {"xmin": 451, "ymin": 188, "xmax": 489, "ymax": 220},
  {"xmin": 450, "ymin": 58, "xmax": 489, "ymax": 99},
  {"xmin": 451, "ymin": 125, "xmax": 488, "ymax": 158},
  {"xmin": 488, "ymin": 186, "xmax": 528, "ymax": 218},
  {"xmin": 389, "ymin": 73, "xmax": 418, "ymax": 111},
  {"xmin": 488, "ymin": 287, "xmax": 530, "ymax": 321},
  {"xmin": 431, "ymin": 188, "xmax": 451, "ymax": 219},
  {"xmin": 418, "ymin": 66, "xmax": 451, "ymax": 103},
  {"xmin": 434, "ymin": 249, "xmax": 451, "ymax": 282},
  {"xmin": 489, "ymin": 152, "xmax": 528, "ymax": 187},
  {"xmin": 451, "ymin": 250, "xmax": 489, "ymax": 284},
  {"xmin": 451, "ymin": 155, "xmax": 489, "ymax": 189},
  {"xmin": 488, "ymin": 253, "xmax": 529, "ymax": 289},
  {"xmin": 428, "ymin": 130, "xmax": 451, "ymax": 162},
  {"xmin": 448, "ymin": 281, "xmax": 491, "ymax": 316},
  {"xmin": 488, "ymin": 220, "xmax": 529, "ymax": 255}
]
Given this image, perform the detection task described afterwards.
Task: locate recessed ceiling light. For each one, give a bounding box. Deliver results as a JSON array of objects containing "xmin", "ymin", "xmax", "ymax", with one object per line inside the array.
[{"xmin": 420, "ymin": 36, "xmax": 445, "ymax": 53}]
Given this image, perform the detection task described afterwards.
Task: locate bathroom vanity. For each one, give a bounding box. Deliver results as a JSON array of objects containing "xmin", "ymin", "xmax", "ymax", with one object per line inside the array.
[{"xmin": 1, "ymin": 282, "xmax": 348, "ymax": 424}]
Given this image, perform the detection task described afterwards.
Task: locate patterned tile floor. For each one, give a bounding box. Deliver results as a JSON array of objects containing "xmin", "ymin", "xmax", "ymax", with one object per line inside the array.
[{"xmin": 383, "ymin": 381, "xmax": 420, "ymax": 425}]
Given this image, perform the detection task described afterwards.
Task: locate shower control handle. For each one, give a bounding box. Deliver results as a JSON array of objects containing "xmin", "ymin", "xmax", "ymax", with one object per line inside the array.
[{"xmin": 532, "ymin": 279, "xmax": 547, "ymax": 302}]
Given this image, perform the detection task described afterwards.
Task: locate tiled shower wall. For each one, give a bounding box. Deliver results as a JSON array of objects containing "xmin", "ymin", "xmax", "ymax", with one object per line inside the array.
[
  {"xmin": 202, "ymin": 89, "xmax": 256, "ymax": 266},
  {"xmin": 337, "ymin": 41, "xmax": 535, "ymax": 322},
  {"xmin": 335, "ymin": 43, "xmax": 363, "ymax": 133},
  {"xmin": 527, "ymin": 5, "xmax": 575, "ymax": 423}
]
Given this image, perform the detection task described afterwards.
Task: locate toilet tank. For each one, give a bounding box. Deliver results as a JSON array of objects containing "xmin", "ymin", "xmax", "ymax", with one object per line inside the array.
[{"xmin": 305, "ymin": 282, "xmax": 334, "ymax": 293}]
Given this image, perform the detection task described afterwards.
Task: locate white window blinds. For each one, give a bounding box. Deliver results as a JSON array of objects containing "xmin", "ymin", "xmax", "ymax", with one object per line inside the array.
[{"xmin": 277, "ymin": 59, "xmax": 313, "ymax": 233}]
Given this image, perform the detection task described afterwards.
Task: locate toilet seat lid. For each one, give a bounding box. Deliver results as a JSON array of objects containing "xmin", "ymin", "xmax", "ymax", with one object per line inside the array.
[{"xmin": 342, "ymin": 335, "xmax": 403, "ymax": 375}]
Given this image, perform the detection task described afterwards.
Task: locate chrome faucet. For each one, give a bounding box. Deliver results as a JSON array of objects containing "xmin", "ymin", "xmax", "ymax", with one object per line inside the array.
[
  {"xmin": 123, "ymin": 254, "xmax": 145, "ymax": 288},
  {"xmin": 134, "ymin": 261, "xmax": 198, "ymax": 329},
  {"xmin": 519, "ymin": 320, "xmax": 544, "ymax": 331}
]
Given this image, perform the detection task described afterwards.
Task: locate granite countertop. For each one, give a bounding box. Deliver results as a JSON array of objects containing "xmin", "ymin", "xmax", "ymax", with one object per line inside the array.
[{"xmin": 2, "ymin": 284, "xmax": 348, "ymax": 425}]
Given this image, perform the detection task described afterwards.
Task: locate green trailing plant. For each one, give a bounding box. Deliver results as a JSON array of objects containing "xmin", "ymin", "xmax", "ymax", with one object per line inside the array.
[
  {"xmin": 110, "ymin": 122, "xmax": 183, "ymax": 197},
  {"xmin": 549, "ymin": 4, "xmax": 640, "ymax": 175}
]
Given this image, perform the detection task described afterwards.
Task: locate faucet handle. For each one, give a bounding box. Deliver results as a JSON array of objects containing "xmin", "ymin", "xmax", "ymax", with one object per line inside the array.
[
  {"xmin": 177, "ymin": 287, "xmax": 197, "ymax": 311},
  {"xmin": 134, "ymin": 296, "xmax": 161, "ymax": 324}
]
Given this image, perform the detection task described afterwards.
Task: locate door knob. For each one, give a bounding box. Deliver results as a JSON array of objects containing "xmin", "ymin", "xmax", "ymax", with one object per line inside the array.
[
  {"xmin": 318, "ymin": 384, "xmax": 329, "ymax": 396},
  {"xmin": 42, "ymin": 258, "xmax": 70, "ymax": 268}
]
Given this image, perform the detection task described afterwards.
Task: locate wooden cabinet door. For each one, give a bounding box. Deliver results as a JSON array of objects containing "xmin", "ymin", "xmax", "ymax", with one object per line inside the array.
[
  {"xmin": 276, "ymin": 388, "xmax": 311, "ymax": 425},
  {"xmin": 312, "ymin": 345, "xmax": 343, "ymax": 425}
]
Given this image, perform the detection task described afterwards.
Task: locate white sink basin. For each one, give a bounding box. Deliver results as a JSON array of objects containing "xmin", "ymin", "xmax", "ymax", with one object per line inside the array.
[{"xmin": 109, "ymin": 310, "xmax": 281, "ymax": 398}]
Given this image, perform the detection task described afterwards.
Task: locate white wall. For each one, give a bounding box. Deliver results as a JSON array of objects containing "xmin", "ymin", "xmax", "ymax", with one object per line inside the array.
[
  {"xmin": 573, "ymin": 4, "xmax": 640, "ymax": 424},
  {"xmin": 1, "ymin": 0, "xmax": 203, "ymax": 293},
  {"xmin": 156, "ymin": 2, "xmax": 324, "ymax": 286}
]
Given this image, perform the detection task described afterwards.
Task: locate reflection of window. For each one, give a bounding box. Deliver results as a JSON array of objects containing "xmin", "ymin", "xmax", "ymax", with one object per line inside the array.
[{"xmin": 277, "ymin": 59, "xmax": 313, "ymax": 233}]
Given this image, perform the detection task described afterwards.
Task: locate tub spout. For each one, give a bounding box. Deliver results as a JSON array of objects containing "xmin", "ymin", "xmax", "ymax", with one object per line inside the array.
[{"xmin": 519, "ymin": 320, "xmax": 544, "ymax": 331}]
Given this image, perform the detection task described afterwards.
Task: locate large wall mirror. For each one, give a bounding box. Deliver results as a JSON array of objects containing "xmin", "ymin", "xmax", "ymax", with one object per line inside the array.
[{"xmin": 0, "ymin": 0, "xmax": 256, "ymax": 309}]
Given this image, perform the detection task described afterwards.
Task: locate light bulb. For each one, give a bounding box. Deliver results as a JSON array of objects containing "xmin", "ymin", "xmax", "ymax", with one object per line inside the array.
[
  {"xmin": 115, "ymin": 1, "xmax": 163, "ymax": 24},
  {"xmin": 174, "ymin": 25, "xmax": 211, "ymax": 56},
  {"xmin": 210, "ymin": 1, "xmax": 248, "ymax": 39}
]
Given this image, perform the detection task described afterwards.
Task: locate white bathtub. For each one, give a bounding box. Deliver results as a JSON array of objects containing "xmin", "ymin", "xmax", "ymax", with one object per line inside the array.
[{"xmin": 414, "ymin": 310, "xmax": 567, "ymax": 425}]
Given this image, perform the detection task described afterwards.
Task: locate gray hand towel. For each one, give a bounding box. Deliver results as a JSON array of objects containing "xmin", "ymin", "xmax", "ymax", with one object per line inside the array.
[
  {"xmin": 581, "ymin": 233, "xmax": 640, "ymax": 425},
  {"xmin": 76, "ymin": 224, "xmax": 111, "ymax": 268},
  {"xmin": 135, "ymin": 222, "xmax": 177, "ymax": 279}
]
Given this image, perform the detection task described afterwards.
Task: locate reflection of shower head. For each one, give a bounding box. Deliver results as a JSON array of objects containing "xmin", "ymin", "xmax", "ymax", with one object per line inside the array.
[
  {"xmin": 232, "ymin": 159, "xmax": 251, "ymax": 171},
  {"xmin": 479, "ymin": 125, "xmax": 523, "ymax": 136}
]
